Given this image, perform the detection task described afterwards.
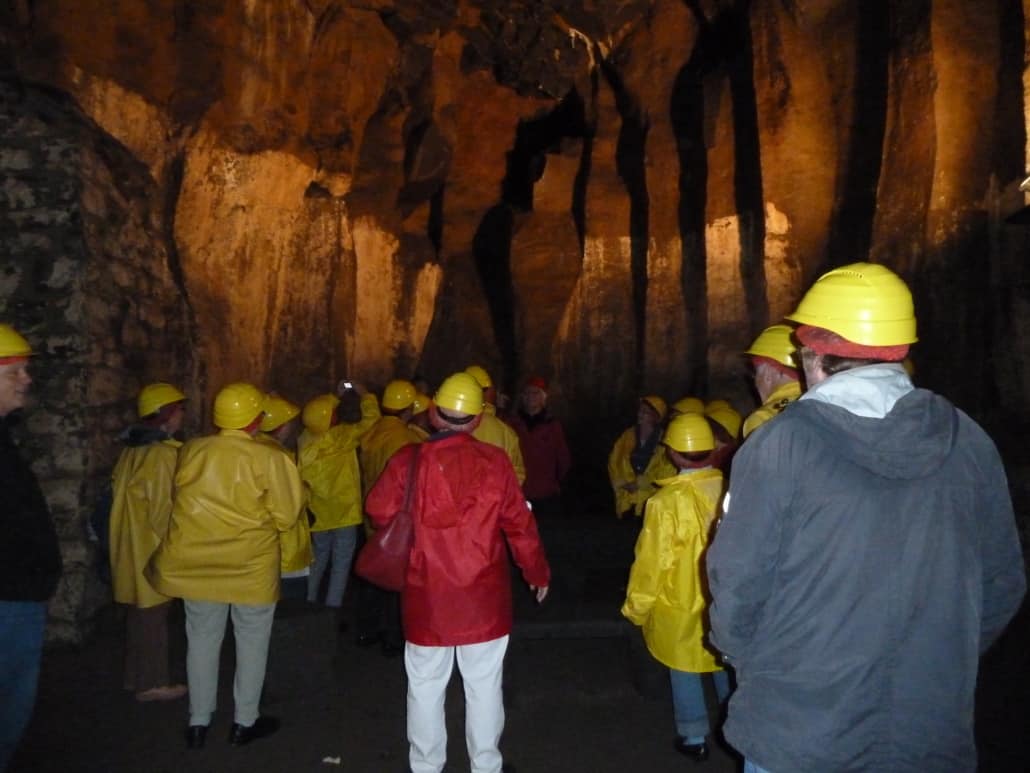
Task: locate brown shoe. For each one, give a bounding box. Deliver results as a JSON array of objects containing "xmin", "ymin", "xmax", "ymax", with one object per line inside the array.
[{"xmin": 136, "ymin": 684, "xmax": 188, "ymax": 702}]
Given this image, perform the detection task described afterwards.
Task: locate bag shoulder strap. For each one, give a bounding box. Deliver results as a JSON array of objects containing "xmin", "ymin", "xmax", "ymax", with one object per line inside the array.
[{"xmin": 401, "ymin": 444, "xmax": 421, "ymax": 511}]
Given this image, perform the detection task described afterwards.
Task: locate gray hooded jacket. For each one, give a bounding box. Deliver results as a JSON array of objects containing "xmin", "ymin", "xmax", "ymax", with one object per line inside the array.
[{"xmin": 708, "ymin": 380, "xmax": 1025, "ymax": 772}]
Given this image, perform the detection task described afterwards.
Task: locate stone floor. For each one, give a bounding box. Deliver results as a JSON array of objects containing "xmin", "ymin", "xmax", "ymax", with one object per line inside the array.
[{"xmin": 9, "ymin": 506, "xmax": 1030, "ymax": 773}]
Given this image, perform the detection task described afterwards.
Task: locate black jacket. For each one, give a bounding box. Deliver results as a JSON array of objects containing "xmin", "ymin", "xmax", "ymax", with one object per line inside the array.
[
  {"xmin": 708, "ymin": 387, "xmax": 1026, "ymax": 772},
  {"xmin": 0, "ymin": 417, "xmax": 62, "ymax": 601}
]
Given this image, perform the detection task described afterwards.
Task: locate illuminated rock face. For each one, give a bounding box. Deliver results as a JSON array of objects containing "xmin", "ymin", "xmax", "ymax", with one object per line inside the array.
[{"xmin": 1, "ymin": 1, "xmax": 1028, "ymax": 635}]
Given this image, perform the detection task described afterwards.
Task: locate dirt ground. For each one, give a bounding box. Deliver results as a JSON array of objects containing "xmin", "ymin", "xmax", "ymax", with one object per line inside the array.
[{"xmin": 10, "ymin": 507, "xmax": 1030, "ymax": 773}]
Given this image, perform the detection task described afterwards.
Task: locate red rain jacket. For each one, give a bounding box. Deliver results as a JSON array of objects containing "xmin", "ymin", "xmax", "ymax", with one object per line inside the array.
[
  {"xmin": 507, "ymin": 411, "xmax": 571, "ymax": 501},
  {"xmin": 366, "ymin": 431, "xmax": 550, "ymax": 646}
]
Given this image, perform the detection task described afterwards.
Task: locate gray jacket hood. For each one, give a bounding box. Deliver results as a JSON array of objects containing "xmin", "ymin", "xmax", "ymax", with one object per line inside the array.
[{"xmin": 789, "ymin": 388, "xmax": 959, "ymax": 480}]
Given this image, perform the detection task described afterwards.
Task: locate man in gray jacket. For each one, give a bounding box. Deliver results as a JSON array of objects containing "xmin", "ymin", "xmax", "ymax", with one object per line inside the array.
[{"xmin": 707, "ymin": 263, "xmax": 1026, "ymax": 773}]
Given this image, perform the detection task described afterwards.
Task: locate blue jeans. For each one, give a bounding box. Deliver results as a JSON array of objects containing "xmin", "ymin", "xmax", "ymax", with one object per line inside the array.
[
  {"xmin": 0, "ymin": 601, "xmax": 47, "ymax": 770},
  {"xmin": 670, "ymin": 667, "xmax": 730, "ymax": 744},
  {"xmin": 745, "ymin": 760, "xmax": 774, "ymax": 773},
  {"xmin": 308, "ymin": 526, "xmax": 359, "ymax": 607}
]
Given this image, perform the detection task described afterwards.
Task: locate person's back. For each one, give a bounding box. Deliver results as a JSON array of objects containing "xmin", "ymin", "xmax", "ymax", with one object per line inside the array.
[
  {"xmin": 364, "ymin": 372, "xmax": 549, "ymax": 773},
  {"xmin": 708, "ymin": 264, "xmax": 1026, "ymax": 773},
  {"xmin": 623, "ymin": 413, "xmax": 729, "ymax": 762},
  {"xmin": 624, "ymin": 466, "xmax": 724, "ymax": 669},
  {"xmin": 149, "ymin": 429, "xmax": 301, "ymax": 604},
  {"xmin": 146, "ymin": 382, "xmax": 304, "ymax": 749},
  {"xmin": 389, "ymin": 432, "xmax": 547, "ymax": 645},
  {"xmin": 108, "ymin": 388, "xmax": 190, "ymax": 703},
  {"xmin": 300, "ymin": 392, "xmax": 378, "ymax": 532},
  {"xmin": 713, "ymin": 383, "xmax": 1024, "ymax": 771},
  {"xmin": 360, "ymin": 414, "xmax": 421, "ymax": 495}
]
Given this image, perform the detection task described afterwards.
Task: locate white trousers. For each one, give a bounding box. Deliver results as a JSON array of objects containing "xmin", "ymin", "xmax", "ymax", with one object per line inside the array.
[
  {"xmin": 405, "ymin": 634, "xmax": 509, "ymax": 773},
  {"xmin": 183, "ymin": 599, "xmax": 276, "ymax": 727}
]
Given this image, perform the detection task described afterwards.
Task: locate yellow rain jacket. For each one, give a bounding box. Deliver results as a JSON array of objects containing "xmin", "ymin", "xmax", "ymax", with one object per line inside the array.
[
  {"xmin": 360, "ymin": 415, "xmax": 422, "ymax": 496},
  {"xmin": 742, "ymin": 379, "xmax": 802, "ymax": 438},
  {"xmin": 146, "ymin": 430, "xmax": 304, "ymax": 605},
  {"xmin": 299, "ymin": 393, "xmax": 379, "ymax": 531},
  {"xmin": 254, "ymin": 432, "xmax": 312, "ymax": 575},
  {"xmin": 109, "ymin": 438, "xmax": 180, "ymax": 608},
  {"xmin": 622, "ymin": 468, "xmax": 725, "ymax": 672},
  {"xmin": 607, "ymin": 427, "xmax": 676, "ymax": 517},
  {"xmin": 472, "ymin": 413, "xmax": 526, "ymax": 484}
]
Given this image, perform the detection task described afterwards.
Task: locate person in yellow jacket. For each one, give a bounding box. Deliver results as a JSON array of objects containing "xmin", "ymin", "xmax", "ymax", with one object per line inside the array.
[
  {"xmin": 465, "ymin": 364, "xmax": 526, "ymax": 484},
  {"xmin": 742, "ymin": 324, "xmax": 802, "ymax": 438},
  {"xmin": 621, "ymin": 412, "xmax": 729, "ymax": 763},
  {"xmin": 607, "ymin": 396, "xmax": 675, "ymax": 518},
  {"xmin": 356, "ymin": 379, "xmax": 421, "ymax": 653},
  {"xmin": 108, "ymin": 382, "xmax": 189, "ymax": 703},
  {"xmin": 255, "ymin": 394, "xmax": 311, "ymax": 600},
  {"xmin": 299, "ymin": 385, "xmax": 379, "ymax": 617},
  {"xmin": 146, "ymin": 382, "xmax": 304, "ymax": 749},
  {"xmin": 359, "ymin": 379, "xmax": 422, "ymax": 495}
]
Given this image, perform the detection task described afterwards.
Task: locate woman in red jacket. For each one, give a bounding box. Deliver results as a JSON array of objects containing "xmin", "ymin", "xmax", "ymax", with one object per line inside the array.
[
  {"xmin": 366, "ymin": 372, "xmax": 549, "ymax": 773},
  {"xmin": 506, "ymin": 376, "xmax": 571, "ymax": 519}
]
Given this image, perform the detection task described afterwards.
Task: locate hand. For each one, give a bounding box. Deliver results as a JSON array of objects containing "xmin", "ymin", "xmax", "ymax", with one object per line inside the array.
[{"xmin": 530, "ymin": 585, "xmax": 549, "ymax": 603}]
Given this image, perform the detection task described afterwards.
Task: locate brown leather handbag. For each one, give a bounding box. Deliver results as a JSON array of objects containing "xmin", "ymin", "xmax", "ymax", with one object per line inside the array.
[{"xmin": 354, "ymin": 446, "xmax": 420, "ymax": 591}]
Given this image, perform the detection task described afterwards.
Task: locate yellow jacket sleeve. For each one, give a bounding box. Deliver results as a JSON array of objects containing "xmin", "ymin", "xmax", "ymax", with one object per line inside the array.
[{"xmin": 254, "ymin": 433, "xmax": 313, "ymax": 573}]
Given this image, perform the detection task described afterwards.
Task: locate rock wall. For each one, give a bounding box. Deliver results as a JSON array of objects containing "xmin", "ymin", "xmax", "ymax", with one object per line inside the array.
[
  {"xmin": 1, "ymin": 1, "xmax": 1029, "ymax": 636},
  {"xmin": 0, "ymin": 79, "xmax": 194, "ymax": 642}
]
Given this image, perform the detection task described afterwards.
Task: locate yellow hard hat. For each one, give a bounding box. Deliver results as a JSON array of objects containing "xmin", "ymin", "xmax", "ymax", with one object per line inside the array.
[
  {"xmin": 302, "ymin": 393, "xmax": 340, "ymax": 434},
  {"xmin": 411, "ymin": 392, "xmax": 430, "ymax": 414},
  {"xmin": 745, "ymin": 324, "xmax": 798, "ymax": 368},
  {"xmin": 705, "ymin": 398, "xmax": 732, "ymax": 413},
  {"xmin": 382, "ymin": 379, "xmax": 416, "ymax": 411},
  {"xmin": 641, "ymin": 395, "xmax": 667, "ymax": 421},
  {"xmin": 213, "ymin": 382, "xmax": 265, "ymax": 430},
  {"xmin": 137, "ymin": 383, "xmax": 187, "ymax": 418},
  {"xmin": 663, "ymin": 413, "xmax": 715, "ymax": 453},
  {"xmin": 785, "ymin": 262, "xmax": 918, "ymax": 346},
  {"xmin": 261, "ymin": 394, "xmax": 300, "ymax": 432},
  {"xmin": 435, "ymin": 372, "xmax": 484, "ymax": 416},
  {"xmin": 464, "ymin": 365, "xmax": 492, "ymax": 389},
  {"xmin": 0, "ymin": 324, "xmax": 32, "ymax": 360},
  {"xmin": 671, "ymin": 396, "xmax": 705, "ymax": 415},
  {"xmin": 706, "ymin": 404, "xmax": 742, "ymax": 439}
]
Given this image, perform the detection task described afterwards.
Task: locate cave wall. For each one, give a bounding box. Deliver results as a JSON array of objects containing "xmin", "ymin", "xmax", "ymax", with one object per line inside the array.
[
  {"xmin": 1, "ymin": 1, "xmax": 1029, "ymax": 637},
  {"xmin": 0, "ymin": 79, "xmax": 193, "ymax": 642}
]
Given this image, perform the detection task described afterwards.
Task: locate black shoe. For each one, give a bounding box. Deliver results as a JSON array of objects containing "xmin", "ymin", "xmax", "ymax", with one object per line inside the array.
[
  {"xmin": 229, "ymin": 716, "xmax": 280, "ymax": 746},
  {"xmin": 185, "ymin": 725, "xmax": 207, "ymax": 749},
  {"xmin": 674, "ymin": 738, "xmax": 709, "ymax": 762},
  {"xmin": 355, "ymin": 632, "xmax": 381, "ymax": 647}
]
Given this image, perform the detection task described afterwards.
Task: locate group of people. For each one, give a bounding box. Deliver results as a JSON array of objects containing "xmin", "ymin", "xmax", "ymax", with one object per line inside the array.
[
  {"xmin": 2, "ymin": 261, "xmax": 1027, "ymax": 773},
  {"xmin": 613, "ymin": 263, "xmax": 1026, "ymax": 772},
  {"xmin": 104, "ymin": 365, "xmax": 561, "ymax": 771}
]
